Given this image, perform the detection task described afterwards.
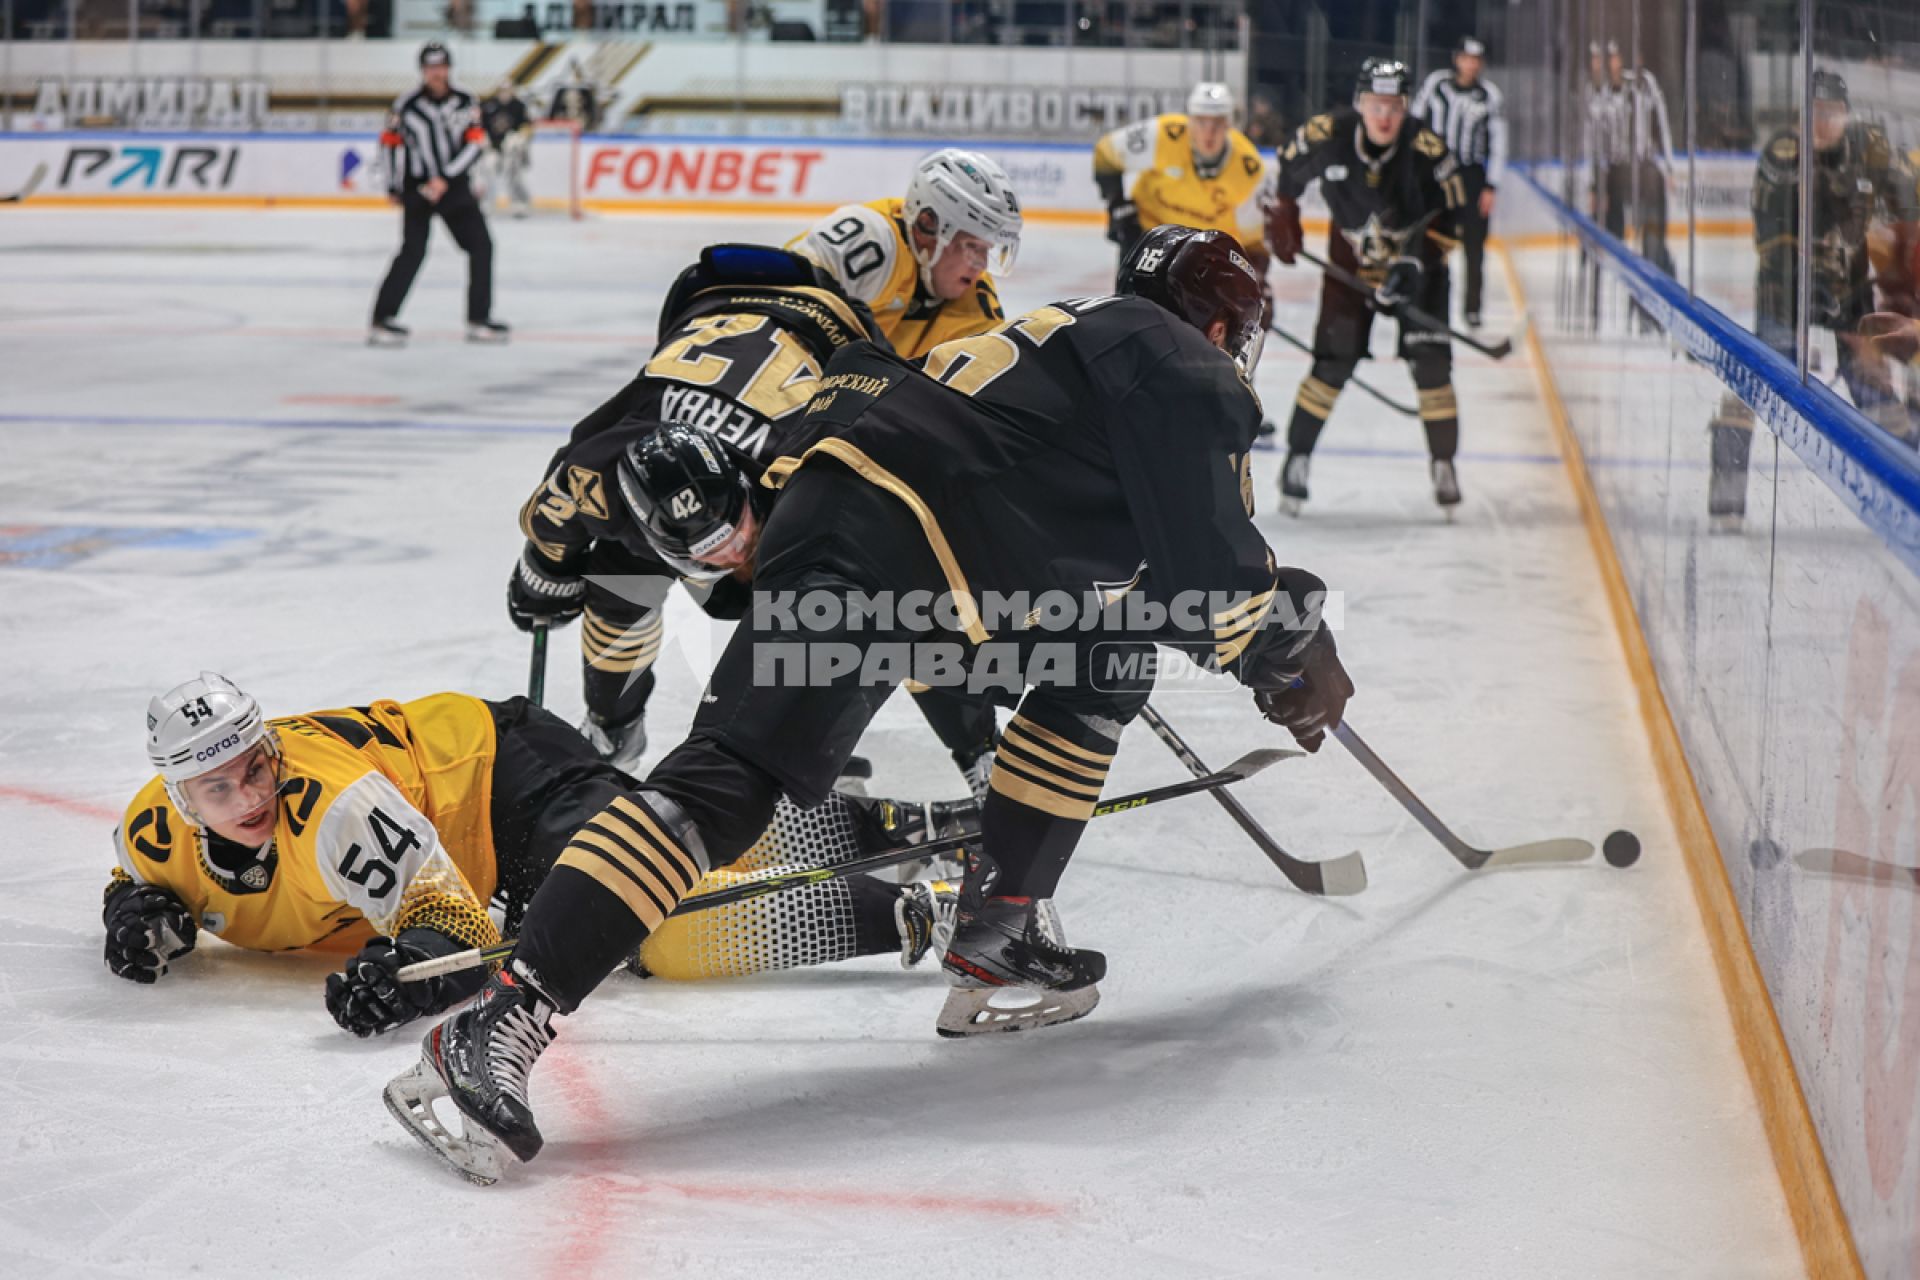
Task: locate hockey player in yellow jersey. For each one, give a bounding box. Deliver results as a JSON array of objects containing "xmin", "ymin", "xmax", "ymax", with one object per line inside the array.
[
  {"xmin": 789, "ymin": 148, "xmax": 1021, "ymax": 357},
  {"xmin": 105, "ymin": 674, "xmax": 971, "ymax": 1022},
  {"xmin": 104, "ymin": 674, "xmax": 622, "ymax": 1035},
  {"xmin": 1094, "ymin": 82, "xmax": 1270, "ymax": 265}
]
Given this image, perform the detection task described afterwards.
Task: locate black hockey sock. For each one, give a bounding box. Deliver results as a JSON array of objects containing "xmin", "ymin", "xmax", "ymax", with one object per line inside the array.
[
  {"xmin": 848, "ymin": 874, "xmax": 908, "ymax": 957},
  {"xmin": 511, "ymin": 864, "xmax": 650, "ymax": 1011},
  {"xmin": 1423, "ymin": 418, "xmax": 1460, "ymax": 462},
  {"xmin": 581, "ymin": 610, "xmax": 660, "ymax": 724},
  {"xmin": 977, "ymin": 705, "xmax": 1118, "ymax": 900},
  {"xmin": 512, "ymin": 790, "xmax": 708, "ymax": 1010},
  {"xmin": 1288, "ymin": 373, "xmax": 1343, "ymax": 455},
  {"xmin": 1288, "ymin": 406, "xmax": 1328, "ymax": 457}
]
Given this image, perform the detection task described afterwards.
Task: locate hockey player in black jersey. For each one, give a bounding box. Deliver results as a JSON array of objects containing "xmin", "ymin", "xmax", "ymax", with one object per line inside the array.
[
  {"xmin": 382, "ymin": 226, "xmax": 1356, "ymax": 1182},
  {"xmin": 510, "ymin": 245, "xmax": 883, "ymax": 771},
  {"xmin": 509, "ymin": 244, "xmax": 1000, "ymax": 786},
  {"xmin": 1266, "ymin": 58, "xmax": 1470, "ymax": 516}
]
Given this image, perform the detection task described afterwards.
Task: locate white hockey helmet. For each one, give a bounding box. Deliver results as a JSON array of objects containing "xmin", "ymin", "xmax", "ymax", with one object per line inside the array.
[
  {"xmin": 903, "ymin": 148, "xmax": 1023, "ymax": 279},
  {"xmin": 1187, "ymin": 81, "xmax": 1235, "ymax": 120},
  {"xmin": 146, "ymin": 673, "xmax": 278, "ymax": 820}
]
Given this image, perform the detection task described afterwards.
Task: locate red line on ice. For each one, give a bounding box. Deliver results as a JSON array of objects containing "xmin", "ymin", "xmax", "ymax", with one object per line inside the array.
[
  {"xmin": 0, "ymin": 783, "xmax": 120, "ymax": 823},
  {"xmin": 540, "ymin": 1040, "xmax": 1061, "ymax": 1277}
]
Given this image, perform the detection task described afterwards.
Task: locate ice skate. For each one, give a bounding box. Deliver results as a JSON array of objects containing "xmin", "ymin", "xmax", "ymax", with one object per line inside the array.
[
  {"xmin": 938, "ymin": 896, "xmax": 1104, "ymax": 1037},
  {"xmin": 1279, "ymin": 452, "xmax": 1311, "ymax": 517},
  {"xmin": 1431, "ymin": 458, "xmax": 1462, "ymax": 519},
  {"xmin": 367, "ymin": 318, "xmax": 409, "ymax": 347},
  {"xmin": 383, "ymin": 967, "xmax": 558, "ymax": 1185},
  {"xmin": 466, "ymin": 319, "xmax": 511, "ymax": 344},
  {"xmin": 581, "ymin": 711, "xmax": 646, "ymax": 775}
]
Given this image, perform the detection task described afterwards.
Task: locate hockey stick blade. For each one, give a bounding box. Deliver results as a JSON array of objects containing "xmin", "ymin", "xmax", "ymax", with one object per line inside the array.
[
  {"xmin": 1140, "ymin": 703, "xmax": 1367, "ymax": 896},
  {"xmin": 1795, "ymin": 847, "xmax": 1920, "ymax": 888},
  {"xmin": 1331, "ymin": 723, "xmax": 1595, "ymax": 870},
  {"xmin": 0, "ymin": 163, "xmax": 47, "ymax": 205},
  {"xmin": 398, "ymin": 747, "xmax": 1303, "ymax": 983}
]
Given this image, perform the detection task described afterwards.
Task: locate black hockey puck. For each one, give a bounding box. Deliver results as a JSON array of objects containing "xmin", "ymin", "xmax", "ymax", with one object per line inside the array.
[{"xmin": 1604, "ymin": 829, "xmax": 1642, "ymax": 868}]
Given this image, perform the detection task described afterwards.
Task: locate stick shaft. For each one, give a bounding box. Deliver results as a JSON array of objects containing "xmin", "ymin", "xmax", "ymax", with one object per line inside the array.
[
  {"xmin": 527, "ymin": 624, "xmax": 548, "ymax": 707},
  {"xmin": 1138, "ymin": 703, "xmax": 1363, "ymax": 895},
  {"xmin": 398, "ymin": 748, "xmax": 1295, "ymax": 983},
  {"xmin": 1330, "ymin": 722, "xmax": 1480, "ymax": 861},
  {"xmin": 1299, "ymin": 248, "xmax": 1512, "ymax": 359},
  {"xmin": 1266, "ymin": 323, "xmax": 1419, "ymax": 417}
]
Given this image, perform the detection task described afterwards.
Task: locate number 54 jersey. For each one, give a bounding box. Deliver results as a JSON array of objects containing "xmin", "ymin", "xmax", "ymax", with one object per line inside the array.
[{"xmin": 109, "ymin": 694, "xmax": 501, "ymax": 956}]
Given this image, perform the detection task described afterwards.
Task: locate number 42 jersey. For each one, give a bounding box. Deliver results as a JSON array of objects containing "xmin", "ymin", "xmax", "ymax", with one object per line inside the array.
[{"xmin": 108, "ymin": 694, "xmax": 502, "ymax": 956}]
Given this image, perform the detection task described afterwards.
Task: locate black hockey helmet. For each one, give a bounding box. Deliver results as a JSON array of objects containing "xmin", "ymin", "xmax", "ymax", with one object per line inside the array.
[
  {"xmin": 615, "ymin": 423, "xmax": 756, "ymax": 582},
  {"xmin": 419, "ymin": 41, "xmax": 451, "ymax": 68},
  {"xmin": 1811, "ymin": 69, "xmax": 1849, "ymax": 105},
  {"xmin": 1117, "ymin": 224, "xmax": 1267, "ymax": 377},
  {"xmin": 1355, "ymin": 57, "xmax": 1411, "ymax": 102},
  {"xmin": 1454, "ymin": 35, "xmax": 1486, "ymax": 59}
]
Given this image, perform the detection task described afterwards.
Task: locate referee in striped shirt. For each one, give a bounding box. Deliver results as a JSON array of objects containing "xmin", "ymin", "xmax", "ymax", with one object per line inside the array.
[
  {"xmin": 1412, "ymin": 36, "xmax": 1507, "ymax": 327},
  {"xmin": 369, "ymin": 42, "xmax": 508, "ymax": 346}
]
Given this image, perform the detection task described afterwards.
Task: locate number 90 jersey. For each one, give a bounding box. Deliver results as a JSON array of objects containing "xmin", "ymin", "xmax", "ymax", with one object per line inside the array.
[
  {"xmin": 788, "ymin": 198, "xmax": 1006, "ymax": 358},
  {"xmin": 109, "ymin": 694, "xmax": 501, "ymax": 956}
]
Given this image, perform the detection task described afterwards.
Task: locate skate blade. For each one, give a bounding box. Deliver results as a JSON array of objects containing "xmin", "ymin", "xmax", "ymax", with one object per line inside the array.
[
  {"xmin": 465, "ymin": 330, "xmax": 511, "ymax": 345},
  {"xmin": 1280, "ymin": 496, "xmax": 1304, "ymax": 518},
  {"xmin": 366, "ymin": 333, "xmax": 406, "ymax": 349},
  {"xmin": 935, "ymin": 982, "xmax": 1100, "ymax": 1038},
  {"xmin": 382, "ymin": 1056, "xmax": 509, "ymax": 1186}
]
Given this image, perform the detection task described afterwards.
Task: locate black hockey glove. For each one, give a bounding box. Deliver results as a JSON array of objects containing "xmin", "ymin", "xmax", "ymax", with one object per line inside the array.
[
  {"xmin": 1240, "ymin": 568, "xmax": 1354, "ymax": 754},
  {"xmin": 1106, "ymin": 201, "xmax": 1142, "ymax": 248},
  {"xmin": 325, "ymin": 932, "xmax": 456, "ymax": 1038},
  {"xmin": 103, "ymin": 882, "xmax": 197, "ymax": 984},
  {"xmin": 1374, "ymin": 257, "xmax": 1423, "ymax": 313},
  {"xmin": 507, "ymin": 544, "xmax": 586, "ymax": 632},
  {"xmin": 1265, "ymin": 195, "xmax": 1304, "ymax": 266}
]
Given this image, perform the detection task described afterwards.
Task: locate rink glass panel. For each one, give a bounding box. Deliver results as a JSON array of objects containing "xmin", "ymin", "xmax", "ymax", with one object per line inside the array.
[{"xmin": 1503, "ymin": 0, "xmax": 1920, "ymax": 1265}]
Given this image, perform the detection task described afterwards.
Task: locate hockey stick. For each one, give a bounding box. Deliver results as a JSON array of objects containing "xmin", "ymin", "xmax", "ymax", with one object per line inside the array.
[
  {"xmin": 0, "ymin": 163, "xmax": 47, "ymax": 205},
  {"xmin": 398, "ymin": 747, "xmax": 1301, "ymax": 983},
  {"xmin": 1794, "ymin": 848, "xmax": 1920, "ymax": 888},
  {"xmin": 527, "ymin": 623, "xmax": 548, "ymax": 707},
  {"xmin": 1265, "ymin": 322, "xmax": 1419, "ymax": 418},
  {"xmin": 1138, "ymin": 703, "xmax": 1367, "ymax": 896},
  {"xmin": 1299, "ymin": 247, "xmax": 1515, "ymax": 360},
  {"xmin": 1330, "ymin": 722, "xmax": 1594, "ymax": 869}
]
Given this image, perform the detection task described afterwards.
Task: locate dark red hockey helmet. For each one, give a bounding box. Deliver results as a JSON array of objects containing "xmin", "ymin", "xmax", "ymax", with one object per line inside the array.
[{"xmin": 1116, "ymin": 224, "xmax": 1267, "ymax": 376}]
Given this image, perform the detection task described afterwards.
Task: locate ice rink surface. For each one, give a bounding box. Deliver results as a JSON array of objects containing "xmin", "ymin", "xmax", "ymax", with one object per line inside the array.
[{"xmin": 1, "ymin": 209, "xmax": 1801, "ymax": 1277}]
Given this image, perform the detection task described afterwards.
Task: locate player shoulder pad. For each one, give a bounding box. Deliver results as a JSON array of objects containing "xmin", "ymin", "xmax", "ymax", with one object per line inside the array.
[
  {"xmin": 796, "ymin": 204, "xmax": 901, "ymax": 306},
  {"xmin": 118, "ymin": 782, "xmax": 183, "ymax": 871},
  {"xmin": 1413, "ymin": 127, "xmax": 1447, "ymax": 159},
  {"xmin": 1230, "ymin": 130, "xmax": 1265, "ymax": 180},
  {"xmin": 313, "ymin": 772, "xmax": 440, "ymax": 924},
  {"xmin": 1303, "ymin": 113, "xmax": 1335, "ymax": 144}
]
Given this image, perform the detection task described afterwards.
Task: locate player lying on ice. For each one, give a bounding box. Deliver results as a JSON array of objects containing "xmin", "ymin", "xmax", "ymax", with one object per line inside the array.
[
  {"xmin": 103, "ymin": 675, "xmax": 978, "ymax": 1034},
  {"xmin": 380, "ymin": 225, "xmax": 1357, "ymax": 1184}
]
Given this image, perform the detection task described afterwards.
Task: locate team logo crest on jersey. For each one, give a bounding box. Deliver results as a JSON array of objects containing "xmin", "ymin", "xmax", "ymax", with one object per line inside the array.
[
  {"xmin": 669, "ymin": 487, "xmax": 703, "ymax": 520},
  {"xmin": 1341, "ymin": 213, "xmax": 1413, "ymax": 269},
  {"xmin": 566, "ymin": 465, "xmax": 610, "ymax": 520}
]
